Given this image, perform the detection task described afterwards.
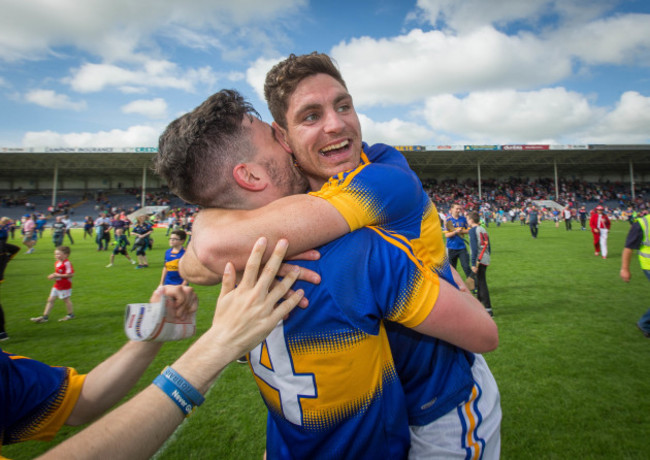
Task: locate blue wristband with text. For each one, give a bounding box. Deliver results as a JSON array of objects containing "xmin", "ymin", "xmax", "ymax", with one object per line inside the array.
[
  {"xmin": 153, "ymin": 374, "xmax": 195, "ymax": 417},
  {"xmin": 162, "ymin": 366, "xmax": 205, "ymax": 406}
]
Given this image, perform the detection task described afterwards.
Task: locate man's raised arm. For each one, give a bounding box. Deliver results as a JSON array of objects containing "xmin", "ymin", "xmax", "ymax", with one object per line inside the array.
[{"xmin": 181, "ymin": 194, "xmax": 348, "ymax": 283}]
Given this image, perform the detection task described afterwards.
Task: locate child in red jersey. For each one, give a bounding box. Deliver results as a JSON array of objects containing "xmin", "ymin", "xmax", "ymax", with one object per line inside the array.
[{"xmin": 31, "ymin": 246, "xmax": 76, "ymax": 323}]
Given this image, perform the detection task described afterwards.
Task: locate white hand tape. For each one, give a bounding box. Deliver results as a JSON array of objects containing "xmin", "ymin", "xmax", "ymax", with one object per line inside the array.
[{"xmin": 125, "ymin": 295, "xmax": 196, "ymax": 342}]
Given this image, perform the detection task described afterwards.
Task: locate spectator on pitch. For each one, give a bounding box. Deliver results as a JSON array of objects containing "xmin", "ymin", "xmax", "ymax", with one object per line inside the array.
[
  {"xmin": 83, "ymin": 215, "xmax": 94, "ymax": 239},
  {"xmin": 22, "ymin": 214, "xmax": 37, "ymax": 254},
  {"xmin": 132, "ymin": 215, "xmax": 153, "ymax": 269},
  {"xmin": 620, "ymin": 212, "xmax": 650, "ymax": 338},
  {"xmin": 0, "ymin": 217, "xmax": 21, "ymax": 342},
  {"xmin": 35, "ymin": 214, "xmax": 48, "ymax": 238},
  {"xmin": 94, "ymin": 213, "xmax": 111, "ymax": 251},
  {"xmin": 31, "ymin": 246, "xmax": 76, "ymax": 323},
  {"xmin": 527, "ymin": 205, "xmax": 539, "ymax": 238},
  {"xmin": 160, "ymin": 229, "xmax": 187, "ymax": 286},
  {"xmin": 578, "ymin": 205, "xmax": 588, "ymax": 230},
  {"xmin": 106, "ymin": 227, "xmax": 136, "ymax": 268},
  {"xmin": 0, "ymin": 217, "xmax": 20, "ymax": 284},
  {"xmin": 51, "ymin": 215, "xmax": 66, "ymax": 247},
  {"xmin": 563, "ymin": 205, "xmax": 573, "ymax": 230},
  {"xmin": 590, "ymin": 205, "xmax": 611, "ymax": 259},
  {"xmin": 62, "ymin": 215, "xmax": 74, "ymax": 245},
  {"xmin": 443, "ymin": 203, "xmax": 474, "ymax": 283},
  {"xmin": 3, "ymin": 239, "xmax": 302, "ymax": 459},
  {"xmin": 468, "ymin": 211, "xmax": 493, "ymax": 317}
]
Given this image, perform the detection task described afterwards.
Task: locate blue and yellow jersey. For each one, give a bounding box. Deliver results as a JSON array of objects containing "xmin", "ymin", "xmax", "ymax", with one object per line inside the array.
[
  {"xmin": 311, "ymin": 143, "xmax": 476, "ymax": 426},
  {"xmin": 311, "ymin": 142, "xmax": 450, "ymax": 284},
  {"xmin": 163, "ymin": 247, "xmax": 185, "ymax": 285},
  {"xmin": 251, "ymin": 227, "xmax": 447, "ymax": 459},
  {"xmin": 445, "ymin": 215, "xmax": 470, "ymax": 250},
  {"xmin": 0, "ymin": 349, "xmax": 86, "ymax": 450}
]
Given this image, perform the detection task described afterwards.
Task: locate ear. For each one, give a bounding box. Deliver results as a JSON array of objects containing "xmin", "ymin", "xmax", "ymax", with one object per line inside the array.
[
  {"xmin": 232, "ymin": 163, "xmax": 267, "ymax": 191},
  {"xmin": 272, "ymin": 121, "xmax": 292, "ymax": 154}
]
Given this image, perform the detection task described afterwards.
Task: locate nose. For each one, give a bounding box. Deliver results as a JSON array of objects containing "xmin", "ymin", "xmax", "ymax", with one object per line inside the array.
[{"xmin": 322, "ymin": 108, "xmax": 345, "ymax": 133}]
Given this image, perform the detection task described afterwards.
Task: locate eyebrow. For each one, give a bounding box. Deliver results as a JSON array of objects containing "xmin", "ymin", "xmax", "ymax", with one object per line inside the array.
[{"xmin": 294, "ymin": 92, "xmax": 352, "ymax": 118}]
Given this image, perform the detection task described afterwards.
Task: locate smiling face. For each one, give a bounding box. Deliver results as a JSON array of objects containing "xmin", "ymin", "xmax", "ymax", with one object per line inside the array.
[{"xmin": 276, "ymin": 73, "xmax": 362, "ymax": 189}]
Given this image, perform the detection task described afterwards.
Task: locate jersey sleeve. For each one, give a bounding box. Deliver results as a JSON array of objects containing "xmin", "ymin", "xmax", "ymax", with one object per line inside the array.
[
  {"xmin": 1, "ymin": 351, "xmax": 86, "ymax": 446},
  {"xmin": 367, "ymin": 228, "xmax": 441, "ymax": 328},
  {"xmin": 309, "ymin": 145, "xmax": 423, "ymax": 233}
]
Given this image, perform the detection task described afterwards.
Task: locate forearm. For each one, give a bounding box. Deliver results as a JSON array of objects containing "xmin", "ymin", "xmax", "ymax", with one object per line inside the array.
[
  {"xmin": 193, "ymin": 195, "xmax": 348, "ymax": 275},
  {"xmin": 39, "ymin": 334, "xmax": 228, "ymax": 460},
  {"xmin": 621, "ymin": 247, "xmax": 633, "ymax": 271},
  {"xmin": 179, "ymin": 242, "xmax": 222, "ymax": 285},
  {"xmin": 413, "ymin": 279, "xmax": 498, "ymax": 353},
  {"xmin": 66, "ymin": 341, "xmax": 163, "ymax": 425}
]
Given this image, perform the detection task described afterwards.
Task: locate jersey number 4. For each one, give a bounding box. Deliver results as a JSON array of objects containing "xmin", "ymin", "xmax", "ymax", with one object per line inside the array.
[{"xmin": 249, "ymin": 321, "xmax": 317, "ymax": 426}]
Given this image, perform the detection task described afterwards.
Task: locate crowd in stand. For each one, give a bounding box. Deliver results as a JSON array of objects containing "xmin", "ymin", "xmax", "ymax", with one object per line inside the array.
[
  {"xmin": 423, "ymin": 177, "xmax": 649, "ymax": 221},
  {"xmin": 1, "ymin": 177, "xmax": 648, "ymax": 230}
]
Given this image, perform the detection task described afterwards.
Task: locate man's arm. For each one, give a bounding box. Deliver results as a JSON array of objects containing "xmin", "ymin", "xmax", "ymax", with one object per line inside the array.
[
  {"xmin": 183, "ymin": 194, "xmax": 348, "ymax": 281},
  {"xmin": 39, "ymin": 238, "xmax": 304, "ymax": 460},
  {"xmin": 620, "ymin": 247, "xmax": 634, "ymax": 282},
  {"xmin": 412, "ymin": 278, "xmax": 498, "ymax": 353},
  {"xmin": 66, "ymin": 285, "xmax": 197, "ymax": 425}
]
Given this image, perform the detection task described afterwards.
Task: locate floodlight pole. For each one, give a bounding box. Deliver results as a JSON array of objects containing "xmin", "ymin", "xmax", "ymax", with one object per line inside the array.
[
  {"xmin": 52, "ymin": 163, "xmax": 58, "ymax": 210},
  {"xmin": 477, "ymin": 160, "xmax": 482, "ymax": 202},
  {"xmin": 554, "ymin": 160, "xmax": 559, "ymax": 203},
  {"xmin": 141, "ymin": 166, "xmax": 147, "ymax": 209},
  {"xmin": 629, "ymin": 160, "xmax": 636, "ymax": 201}
]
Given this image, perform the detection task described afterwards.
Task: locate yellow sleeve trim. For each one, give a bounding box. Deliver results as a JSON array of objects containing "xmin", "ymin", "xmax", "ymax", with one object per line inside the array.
[
  {"xmin": 309, "ymin": 159, "xmax": 372, "ymax": 232},
  {"xmin": 34, "ymin": 369, "xmax": 87, "ymax": 441}
]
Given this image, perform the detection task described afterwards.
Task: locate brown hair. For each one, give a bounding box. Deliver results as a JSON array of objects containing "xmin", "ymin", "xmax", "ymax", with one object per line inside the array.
[
  {"xmin": 56, "ymin": 246, "xmax": 71, "ymax": 256},
  {"xmin": 264, "ymin": 52, "xmax": 347, "ymax": 129},
  {"xmin": 155, "ymin": 90, "xmax": 259, "ymax": 208}
]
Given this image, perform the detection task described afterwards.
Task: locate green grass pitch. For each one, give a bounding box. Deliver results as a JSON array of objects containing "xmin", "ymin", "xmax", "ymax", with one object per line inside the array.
[{"xmin": 1, "ymin": 222, "xmax": 649, "ymax": 459}]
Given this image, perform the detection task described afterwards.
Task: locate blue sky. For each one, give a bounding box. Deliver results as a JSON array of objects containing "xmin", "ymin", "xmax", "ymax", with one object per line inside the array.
[{"xmin": 1, "ymin": 0, "xmax": 649, "ymax": 148}]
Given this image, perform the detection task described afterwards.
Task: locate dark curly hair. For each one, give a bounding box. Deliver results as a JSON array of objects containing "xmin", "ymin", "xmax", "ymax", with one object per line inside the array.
[{"xmin": 155, "ymin": 90, "xmax": 259, "ymax": 208}]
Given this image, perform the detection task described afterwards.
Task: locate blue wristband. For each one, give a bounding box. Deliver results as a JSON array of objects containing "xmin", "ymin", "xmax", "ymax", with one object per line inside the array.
[
  {"xmin": 153, "ymin": 374, "xmax": 195, "ymax": 417},
  {"xmin": 162, "ymin": 366, "xmax": 205, "ymax": 406}
]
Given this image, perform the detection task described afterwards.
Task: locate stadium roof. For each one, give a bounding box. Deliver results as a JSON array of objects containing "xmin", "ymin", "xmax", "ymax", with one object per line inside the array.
[{"xmin": 2, "ymin": 144, "xmax": 650, "ymax": 185}]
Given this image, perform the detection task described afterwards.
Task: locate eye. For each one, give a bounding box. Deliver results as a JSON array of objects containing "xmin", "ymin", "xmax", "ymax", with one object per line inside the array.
[
  {"xmin": 336, "ymin": 104, "xmax": 350, "ymax": 113},
  {"xmin": 303, "ymin": 112, "xmax": 319, "ymax": 122}
]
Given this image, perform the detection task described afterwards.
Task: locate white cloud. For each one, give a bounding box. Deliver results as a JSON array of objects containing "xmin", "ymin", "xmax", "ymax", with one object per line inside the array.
[
  {"xmin": 246, "ymin": 56, "xmax": 284, "ymax": 101},
  {"xmin": 25, "ymin": 89, "xmax": 87, "ymax": 111},
  {"xmin": 413, "ymin": 0, "xmax": 613, "ymax": 33},
  {"xmin": 580, "ymin": 91, "xmax": 650, "ymax": 143},
  {"xmin": 332, "ymin": 27, "xmax": 571, "ymax": 107},
  {"xmin": 122, "ymin": 98, "xmax": 168, "ymax": 119},
  {"xmin": 420, "ymin": 87, "xmax": 602, "ymax": 143},
  {"xmin": 358, "ymin": 113, "xmax": 433, "ymax": 145},
  {"xmin": 22, "ymin": 124, "xmax": 163, "ymax": 147},
  {"xmin": 66, "ymin": 61, "xmax": 218, "ymax": 93},
  {"xmin": 0, "ymin": 0, "xmax": 306, "ymax": 63},
  {"xmin": 552, "ymin": 14, "xmax": 650, "ymax": 66}
]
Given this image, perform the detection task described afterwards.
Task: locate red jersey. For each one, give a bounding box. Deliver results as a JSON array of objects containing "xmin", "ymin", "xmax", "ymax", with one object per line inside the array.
[{"xmin": 54, "ymin": 259, "xmax": 73, "ymax": 290}]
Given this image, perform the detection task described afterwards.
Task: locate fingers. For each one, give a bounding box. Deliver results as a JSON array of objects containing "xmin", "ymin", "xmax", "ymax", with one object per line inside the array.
[
  {"xmin": 285, "ymin": 249, "xmax": 321, "ymax": 261},
  {"xmin": 238, "ymin": 237, "xmax": 268, "ymax": 289},
  {"xmin": 153, "ymin": 285, "xmax": 198, "ymax": 320},
  {"xmin": 219, "ymin": 262, "xmax": 236, "ymax": 299},
  {"xmin": 278, "ymin": 263, "xmax": 320, "ymax": 285},
  {"xmin": 273, "ymin": 288, "xmax": 305, "ymax": 321},
  {"xmin": 255, "ymin": 239, "xmax": 290, "ymax": 293},
  {"xmin": 266, "ymin": 264, "xmax": 301, "ymax": 307}
]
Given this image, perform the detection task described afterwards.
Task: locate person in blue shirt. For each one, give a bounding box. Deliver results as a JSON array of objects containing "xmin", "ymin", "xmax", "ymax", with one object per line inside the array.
[
  {"xmin": 160, "ymin": 230, "xmax": 187, "ymax": 286},
  {"xmin": 443, "ymin": 203, "xmax": 474, "ymax": 283}
]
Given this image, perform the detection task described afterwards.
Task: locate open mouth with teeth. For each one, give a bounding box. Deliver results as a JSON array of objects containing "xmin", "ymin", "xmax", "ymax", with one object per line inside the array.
[{"xmin": 319, "ymin": 140, "xmax": 349, "ymax": 156}]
